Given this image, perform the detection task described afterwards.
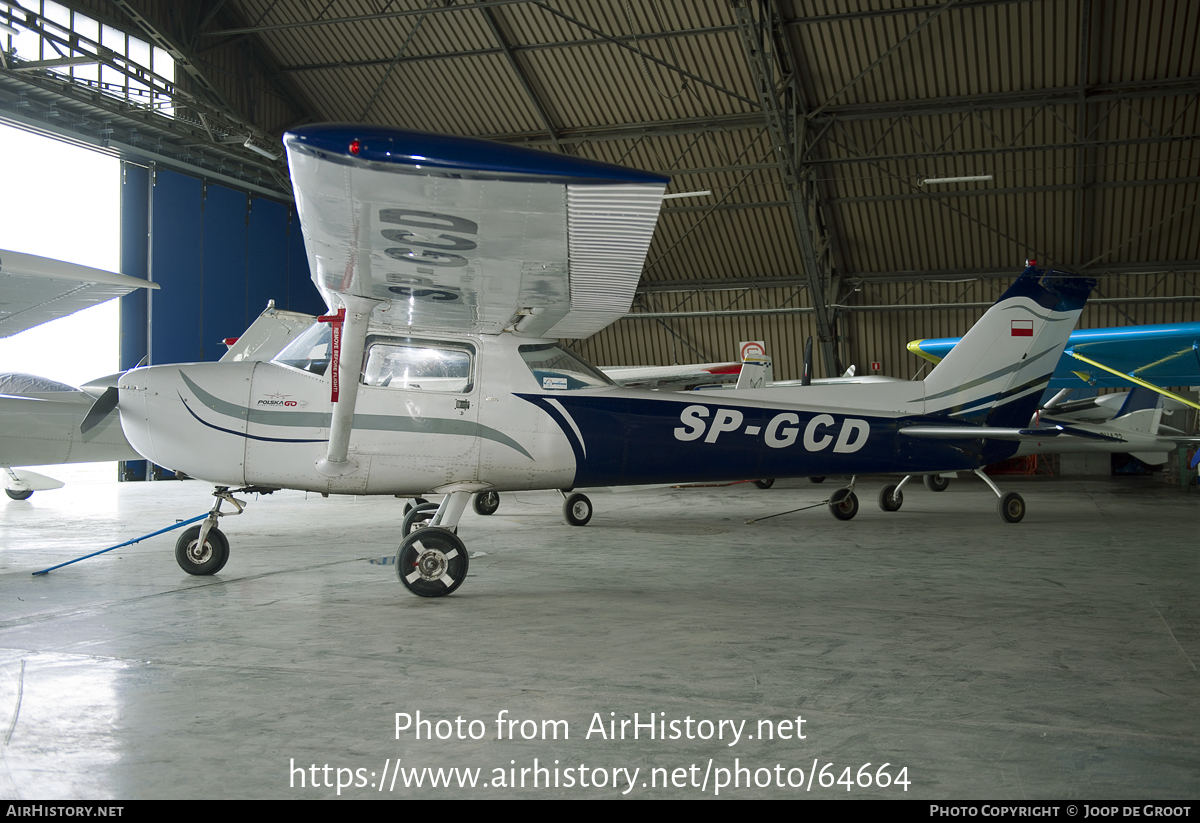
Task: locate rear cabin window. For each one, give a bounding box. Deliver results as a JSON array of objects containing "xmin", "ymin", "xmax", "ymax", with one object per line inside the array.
[{"xmin": 519, "ymin": 343, "xmax": 614, "ymax": 391}]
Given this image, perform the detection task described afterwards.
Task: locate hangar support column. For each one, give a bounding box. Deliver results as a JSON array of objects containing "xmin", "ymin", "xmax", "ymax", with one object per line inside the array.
[{"xmin": 732, "ymin": 0, "xmax": 842, "ymax": 377}]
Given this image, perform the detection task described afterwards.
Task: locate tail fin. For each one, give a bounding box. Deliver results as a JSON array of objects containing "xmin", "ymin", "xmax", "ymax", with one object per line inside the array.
[
  {"xmin": 922, "ymin": 265, "xmax": 1095, "ymax": 426},
  {"xmin": 1110, "ymin": 387, "xmax": 1165, "ymax": 436},
  {"xmin": 735, "ymin": 356, "xmax": 773, "ymax": 389}
]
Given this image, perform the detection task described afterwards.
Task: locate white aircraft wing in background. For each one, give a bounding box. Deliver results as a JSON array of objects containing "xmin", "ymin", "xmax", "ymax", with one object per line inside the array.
[{"xmin": 0, "ymin": 248, "xmax": 159, "ymax": 338}]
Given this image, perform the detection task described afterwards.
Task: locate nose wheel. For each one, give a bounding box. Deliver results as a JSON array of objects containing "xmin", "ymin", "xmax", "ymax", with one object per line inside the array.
[
  {"xmin": 829, "ymin": 487, "xmax": 859, "ymax": 520},
  {"xmin": 397, "ymin": 528, "xmax": 469, "ymax": 597},
  {"xmin": 174, "ymin": 525, "xmax": 230, "ymax": 575}
]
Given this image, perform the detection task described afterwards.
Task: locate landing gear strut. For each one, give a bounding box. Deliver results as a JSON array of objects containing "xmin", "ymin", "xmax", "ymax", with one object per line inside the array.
[
  {"xmin": 395, "ymin": 490, "xmax": 472, "ymax": 597},
  {"xmin": 175, "ymin": 486, "xmax": 250, "ymax": 575}
]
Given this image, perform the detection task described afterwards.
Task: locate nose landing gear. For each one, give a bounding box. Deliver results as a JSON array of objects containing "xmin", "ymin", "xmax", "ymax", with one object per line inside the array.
[{"xmin": 173, "ymin": 486, "xmax": 267, "ymax": 575}]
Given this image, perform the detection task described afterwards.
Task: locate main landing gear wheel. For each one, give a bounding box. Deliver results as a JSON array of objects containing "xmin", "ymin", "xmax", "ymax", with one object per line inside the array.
[
  {"xmin": 473, "ymin": 491, "xmax": 500, "ymax": 516},
  {"xmin": 396, "ymin": 527, "xmax": 469, "ymax": 597},
  {"xmin": 809, "ymin": 476, "xmax": 826, "ymax": 484},
  {"xmin": 829, "ymin": 489, "xmax": 859, "ymax": 520},
  {"xmin": 924, "ymin": 474, "xmax": 950, "ymax": 492},
  {"xmin": 403, "ymin": 497, "xmax": 429, "ymax": 516},
  {"xmin": 998, "ymin": 492, "xmax": 1026, "ymax": 523},
  {"xmin": 563, "ymin": 492, "xmax": 593, "ymax": 526},
  {"xmin": 403, "ymin": 502, "xmax": 442, "ymax": 537},
  {"xmin": 5, "ymin": 489, "xmax": 33, "ymax": 500},
  {"xmin": 878, "ymin": 484, "xmax": 903, "ymax": 512},
  {"xmin": 753, "ymin": 479, "xmax": 775, "ymax": 490},
  {"xmin": 174, "ymin": 525, "xmax": 230, "ymax": 575}
]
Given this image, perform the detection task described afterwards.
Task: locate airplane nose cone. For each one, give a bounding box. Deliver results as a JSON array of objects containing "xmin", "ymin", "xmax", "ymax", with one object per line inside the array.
[{"xmin": 117, "ymin": 362, "xmax": 252, "ymax": 486}]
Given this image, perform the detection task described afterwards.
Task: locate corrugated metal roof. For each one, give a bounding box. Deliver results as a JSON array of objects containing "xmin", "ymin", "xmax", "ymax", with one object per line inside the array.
[{"xmin": 38, "ymin": 0, "xmax": 1199, "ymax": 374}]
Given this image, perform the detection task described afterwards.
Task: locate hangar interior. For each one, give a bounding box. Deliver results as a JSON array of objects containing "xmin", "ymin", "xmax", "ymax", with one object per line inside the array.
[{"xmin": 0, "ymin": 0, "xmax": 1198, "ymax": 799}]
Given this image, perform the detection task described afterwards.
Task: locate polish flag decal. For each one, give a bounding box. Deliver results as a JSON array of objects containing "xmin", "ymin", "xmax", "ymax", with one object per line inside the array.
[{"xmin": 1011, "ymin": 320, "xmax": 1034, "ymax": 337}]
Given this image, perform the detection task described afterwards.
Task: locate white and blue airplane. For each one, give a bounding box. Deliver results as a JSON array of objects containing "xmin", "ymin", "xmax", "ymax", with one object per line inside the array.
[{"xmin": 95, "ymin": 124, "xmax": 1101, "ymax": 597}]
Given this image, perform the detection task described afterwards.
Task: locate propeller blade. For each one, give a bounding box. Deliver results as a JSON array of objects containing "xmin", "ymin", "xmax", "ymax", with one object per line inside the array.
[
  {"xmin": 80, "ymin": 386, "xmax": 119, "ymax": 434},
  {"xmin": 801, "ymin": 336, "xmax": 813, "ymax": 386}
]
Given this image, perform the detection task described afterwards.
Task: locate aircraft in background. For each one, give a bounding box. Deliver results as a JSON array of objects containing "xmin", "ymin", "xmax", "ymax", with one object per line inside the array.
[
  {"xmin": 90, "ymin": 124, "xmax": 1107, "ymax": 597},
  {"xmin": 0, "ymin": 249, "xmax": 158, "ymax": 499},
  {"xmin": 896, "ymin": 320, "xmax": 1200, "ymax": 498},
  {"xmin": 908, "ymin": 321, "xmax": 1200, "ymax": 403}
]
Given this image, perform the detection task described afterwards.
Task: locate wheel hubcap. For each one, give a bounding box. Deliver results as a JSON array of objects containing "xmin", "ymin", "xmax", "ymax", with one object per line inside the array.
[
  {"xmin": 186, "ymin": 541, "xmax": 212, "ymax": 564},
  {"xmin": 414, "ymin": 548, "xmax": 448, "ymax": 581},
  {"xmin": 572, "ymin": 502, "xmax": 588, "ymax": 518}
]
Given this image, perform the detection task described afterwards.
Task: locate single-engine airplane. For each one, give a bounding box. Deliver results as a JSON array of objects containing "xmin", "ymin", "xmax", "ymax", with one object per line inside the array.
[
  {"xmin": 0, "ymin": 249, "xmax": 158, "ymax": 498},
  {"xmin": 94, "ymin": 124, "xmax": 1103, "ymax": 597}
]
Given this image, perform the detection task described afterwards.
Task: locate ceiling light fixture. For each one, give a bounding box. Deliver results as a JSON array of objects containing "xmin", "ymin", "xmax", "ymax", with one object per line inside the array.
[
  {"xmin": 243, "ymin": 137, "xmax": 280, "ymax": 161},
  {"xmin": 919, "ymin": 175, "xmax": 993, "ymax": 186},
  {"xmin": 662, "ymin": 190, "xmax": 712, "ymax": 200},
  {"xmin": 0, "ymin": 22, "xmax": 20, "ymax": 36}
]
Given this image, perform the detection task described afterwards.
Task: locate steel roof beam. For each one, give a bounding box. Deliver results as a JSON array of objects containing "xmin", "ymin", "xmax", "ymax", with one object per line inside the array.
[
  {"xmin": 200, "ymin": 0, "xmax": 539, "ymax": 36},
  {"xmin": 478, "ymin": 3, "xmax": 560, "ymax": 149},
  {"xmin": 809, "ymin": 78, "xmax": 1200, "ymax": 123},
  {"xmin": 486, "ymin": 112, "xmax": 767, "ymax": 145},
  {"xmin": 824, "ymin": 177, "xmax": 1200, "ymax": 205},
  {"xmin": 276, "ymin": 25, "xmax": 742, "ymax": 73},
  {"xmin": 813, "ymin": 132, "xmax": 1200, "ymax": 165}
]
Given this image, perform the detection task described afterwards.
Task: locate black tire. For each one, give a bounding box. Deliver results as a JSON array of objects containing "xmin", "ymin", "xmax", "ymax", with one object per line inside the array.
[
  {"xmin": 402, "ymin": 502, "xmax": 441, "ymax": 537},
  {"xmin": 809, "ymin": 476, "xmax": 826, "ymax": 484},
  {"xmin": 829, "ymin": 489, "xmax": 859, "ymax": 521},
  {"xmin": 753, "ymin": 479, "xmax": 775, "ymax": 490},
  {"xmin": 878, "ymin": 484, "xmax": 903, "ymax": 512},
  {"xmin": 174, "ymin": 525, "xmax": 229, "ymax": 575},
  {"xmin": 998, "ymin": 492, "xmax": 1026, "ymax": 523},
  {"xmin": 396, "ymin": 527, "xmax": 469, "ymax": 597},
  {"xmin": 403, "ymin": 496, "xmax": 429, "ymax": 516},
  {"xmin": 473, "ymin": 491, "xmax": 500, "ymax": 516},
  {"xmin": 924, "ymin": 474, "xmax": 950, "ymax": 492},
  {"xmin": 563, "ymin": 492, "xmax": 593, "ymax": 526},
  {"xmin": 5, "ymin": 488, "xmax": 33, "ymax": 500}
]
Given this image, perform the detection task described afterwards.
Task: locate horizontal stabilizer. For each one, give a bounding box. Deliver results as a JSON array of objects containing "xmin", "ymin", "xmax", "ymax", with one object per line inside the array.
[
  {"xmin": 901, "ymin": 424, "xmax": 1123, "ymax": 442},
  {"xmin": 5, "ymin": 469, "xmax": 65, "ymax": 492}
]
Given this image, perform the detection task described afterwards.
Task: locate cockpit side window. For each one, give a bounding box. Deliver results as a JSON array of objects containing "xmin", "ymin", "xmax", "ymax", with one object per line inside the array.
[{"xmin": 361, "ymin": 337, "xmax": 475, "ymax": 394}]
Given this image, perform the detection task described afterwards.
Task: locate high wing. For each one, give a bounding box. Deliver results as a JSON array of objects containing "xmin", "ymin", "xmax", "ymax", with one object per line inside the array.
[
  {"xmin": 284, "ymin": 124, "xmax": 669, "ymax": 339},
  {"xmin": 909, "ymin": 322, "xmax": 1200, "ymax": 391},
  {"xmin": 0, "ymin": 249, "xmax": 159, "ymax": 339}
]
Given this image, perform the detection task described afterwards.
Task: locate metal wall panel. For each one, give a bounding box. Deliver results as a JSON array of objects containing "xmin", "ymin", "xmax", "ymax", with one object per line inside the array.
[
  {"xmin": 150, "ymin": 168, "xmax": 203, "ymax": 366},
  {"xmin": 201, "ymin": 182, "xmax": 248, "ymax": 361},
  {"xmin": 125, "ymin": 167, "xmax": 322, "ymax": 366}
]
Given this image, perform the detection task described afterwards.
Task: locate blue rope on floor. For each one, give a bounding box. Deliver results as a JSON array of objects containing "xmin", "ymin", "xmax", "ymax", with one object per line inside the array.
[{"xmin": 32, "ymin": 512, "xmax": 211, "ymax": 576}]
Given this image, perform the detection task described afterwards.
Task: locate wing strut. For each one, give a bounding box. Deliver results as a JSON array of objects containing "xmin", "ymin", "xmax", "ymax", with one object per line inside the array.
[
  {"xmin": 1065, "ymin": 350, "xmax": 1200, "ymax": 411},
  {"xmin": 316, "ymin": 295, "xmax": 381, "ymax": 477}
]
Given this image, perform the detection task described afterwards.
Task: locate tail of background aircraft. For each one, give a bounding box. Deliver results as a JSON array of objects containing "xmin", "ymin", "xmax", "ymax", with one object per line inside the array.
[{"xmin": 921, "ymin": 265, "xmax": 1096, "ymax": 426}]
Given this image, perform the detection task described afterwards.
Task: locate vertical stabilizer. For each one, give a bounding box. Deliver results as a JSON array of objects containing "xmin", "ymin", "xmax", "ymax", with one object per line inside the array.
[{"xmin": 922, "ymin": 265, "xmax": 1095, "ymax": 425}]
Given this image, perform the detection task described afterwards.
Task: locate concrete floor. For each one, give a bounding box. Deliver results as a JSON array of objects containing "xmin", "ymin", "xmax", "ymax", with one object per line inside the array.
[{"xmin": 0, "ymin": 470, "xmax": 1196, "ymax": 799}]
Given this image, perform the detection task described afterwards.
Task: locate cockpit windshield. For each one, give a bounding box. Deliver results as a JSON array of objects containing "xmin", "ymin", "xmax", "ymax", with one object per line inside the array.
[
  {"xmin": 272, "ymin": 322, "xmax": 332, "ymax": 376},
  {"xmin": 519, "ymin": 343, "xmax": 614, "ymax": 391}
]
